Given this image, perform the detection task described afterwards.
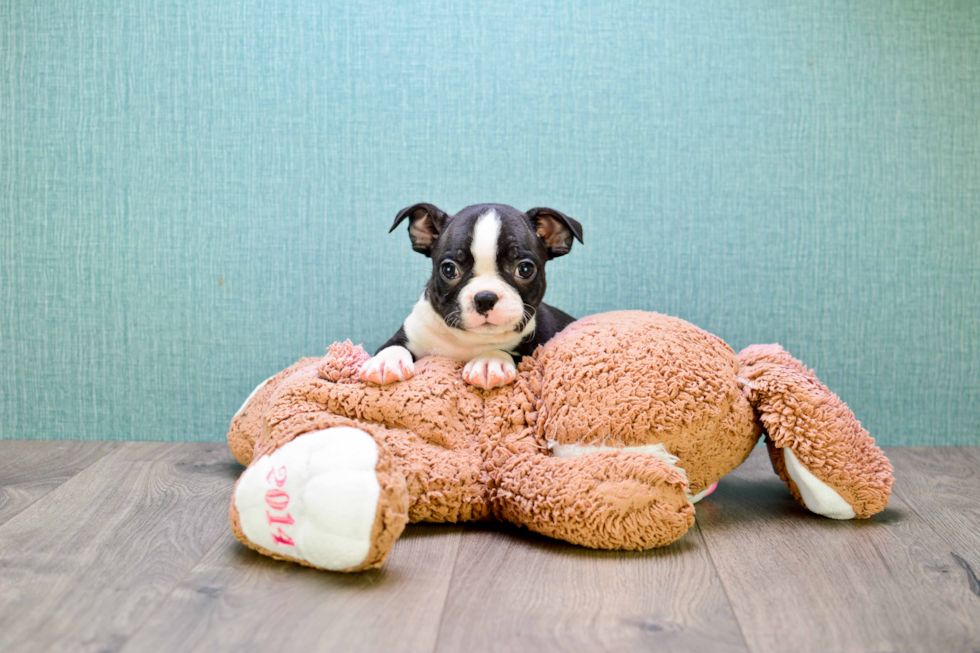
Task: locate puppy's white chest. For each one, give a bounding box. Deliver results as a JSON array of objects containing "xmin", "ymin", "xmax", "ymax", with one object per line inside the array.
[{"xmin": 403, "ymin": 298, "xmax": 532, "ymax": 361}]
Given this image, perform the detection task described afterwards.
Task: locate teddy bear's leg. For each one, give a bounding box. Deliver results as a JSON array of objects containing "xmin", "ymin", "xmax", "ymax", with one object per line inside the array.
[
  {"xmin": 229, "ymin": 426, "xmax": 409, "ymax": 572},
  {"xmin": 737, "ymin": 344, "xmax": 894, "ymax": 519},
  {"xmin": 378, "ymin": 431, "xmax": 490, "ymax": 523},
  {"xmin": 492, "ymin": 450, "xmax": 696, "ymax": 550}
]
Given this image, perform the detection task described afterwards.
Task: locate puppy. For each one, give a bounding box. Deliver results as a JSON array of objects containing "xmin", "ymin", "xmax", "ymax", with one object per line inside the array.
[{"xmin": 360, "ymin": 203, "xmax": 583, "ymax": 389}]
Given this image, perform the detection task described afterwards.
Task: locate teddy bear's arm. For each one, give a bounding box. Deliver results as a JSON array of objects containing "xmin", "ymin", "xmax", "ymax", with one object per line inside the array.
[
  {"xmin": 738, "ymin": 344, "xmax": 894, "ymax": 519},
  {"xmin": 492, "ymin": 450, "xmax": 696, "ymax": 550}
]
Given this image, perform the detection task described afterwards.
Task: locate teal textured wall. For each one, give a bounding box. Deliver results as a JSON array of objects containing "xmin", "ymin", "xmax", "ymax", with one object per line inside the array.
[{"xmin": 2, "ymin": 1, "xmax": 978, "ymax": 445}]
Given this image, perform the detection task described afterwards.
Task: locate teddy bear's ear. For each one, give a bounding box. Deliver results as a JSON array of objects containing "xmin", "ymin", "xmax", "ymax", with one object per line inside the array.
[
  {"xmin": 390, "ymin": 203, "xmax": 451, "ymax": 257},
  {"xmin": 525, "ymin": 207, "xmax": 584, "ymax": 259}
]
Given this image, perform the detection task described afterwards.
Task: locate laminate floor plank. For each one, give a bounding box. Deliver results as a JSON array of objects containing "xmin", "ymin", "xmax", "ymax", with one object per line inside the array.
[
  {"xmin": 0, "ymin": 440, "xmax": 119, "ymax": 526},
  {"xmin": 434, "ymin": 521, "xmax": 748, "ymax": 653},
  {"xmin": 696, "ymin": 447, "xmax": 980, "ymax": 653},
  {"xmin": 887, "ymin": 447, "xmax": 980, "ymax": 602},
  {"xmin": 3, "ymin": 443, "xmax": 978, "ymax": 653},
  {"xmin": 120, "ymin": 524, "xmax": 465, "ymax": 653},
  {"xmin": 0, "ymin": 442, "xmax": 241, "ymax": 653}
]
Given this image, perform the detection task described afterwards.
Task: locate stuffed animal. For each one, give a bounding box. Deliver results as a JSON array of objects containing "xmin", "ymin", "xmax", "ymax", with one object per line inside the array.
[{"xmin": 227, "ymin": 311, "xmax": 893, "ymax": 572}]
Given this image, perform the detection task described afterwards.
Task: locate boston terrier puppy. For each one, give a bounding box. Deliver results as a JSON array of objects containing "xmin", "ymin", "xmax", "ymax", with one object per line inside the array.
[{"xmin": 360, "ymin": 203, "xmax": 583, "ymax": 389}]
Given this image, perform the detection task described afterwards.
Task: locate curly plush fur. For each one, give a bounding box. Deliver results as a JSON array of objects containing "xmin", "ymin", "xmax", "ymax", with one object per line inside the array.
[{"xmin": 227, "ymin": 311, "xmax": 893, "ymax": 572}]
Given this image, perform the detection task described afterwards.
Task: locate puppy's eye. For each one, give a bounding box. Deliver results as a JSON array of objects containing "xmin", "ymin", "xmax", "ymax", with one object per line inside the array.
[
  {"xmin": 516, "ymin": 261, "xmax": 536, "ymax": 280},
  {"xmin": 440, "ymin": 262, "xmax": 460, "ymax": 280}
]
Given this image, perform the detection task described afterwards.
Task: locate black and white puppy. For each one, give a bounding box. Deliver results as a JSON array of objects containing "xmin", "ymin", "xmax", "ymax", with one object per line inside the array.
[{"xmin": 360, "ymin": 203, "xmax": 583, "ymax": 389}]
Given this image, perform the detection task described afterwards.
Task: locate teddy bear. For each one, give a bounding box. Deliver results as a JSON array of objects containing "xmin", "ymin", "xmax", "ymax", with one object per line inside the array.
[{"xmin": 226, "ymin": 311, "xmax": 893, "ymax": 572}]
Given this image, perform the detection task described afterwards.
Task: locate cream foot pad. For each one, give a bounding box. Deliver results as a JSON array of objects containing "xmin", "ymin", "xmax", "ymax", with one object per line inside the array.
[
  {"xmin": 782, "ymin": 448, "xmax": 856, "ymax": 520},
  {"xmin": 235, "ymin": 427, "xmax": 382, "ymax": 570}
]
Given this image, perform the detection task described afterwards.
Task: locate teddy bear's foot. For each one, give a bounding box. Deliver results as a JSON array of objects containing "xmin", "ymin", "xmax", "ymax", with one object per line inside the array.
[
  {"xmin": 230, "ymin": 426, "xmax": 409, "ymax": 571},
  {"xmin": 689, "ymin": 481, "xmax": 717, "ymax": 504}
]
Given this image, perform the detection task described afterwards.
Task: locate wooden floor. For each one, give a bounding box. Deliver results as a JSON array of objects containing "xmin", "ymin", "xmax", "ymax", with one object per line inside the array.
[{"xmin": 0, "ymin": 443, "xmax": 978, "ymax": 653}]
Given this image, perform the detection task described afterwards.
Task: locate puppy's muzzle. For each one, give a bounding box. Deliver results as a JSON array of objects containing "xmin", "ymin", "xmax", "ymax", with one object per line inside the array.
[{"xmin": 474, "ymin": 291, "xmax": 498, "ymax": 315}]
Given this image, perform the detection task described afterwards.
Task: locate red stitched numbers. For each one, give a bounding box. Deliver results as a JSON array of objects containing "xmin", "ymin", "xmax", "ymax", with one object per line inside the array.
[
  {"xmin": 266, "ymin": 466, "xmax": 287, "ymax": 487},
  {"xmin": 267, "ymin": 511, "xmax": 295, "ymax": 525},
  {"xmin": 265, "ymin": 489, "xmax": 289, "ymax": 511},
  {"xmin": 264, "ymin": 465, "xmax": 295, "ymax": 547}
]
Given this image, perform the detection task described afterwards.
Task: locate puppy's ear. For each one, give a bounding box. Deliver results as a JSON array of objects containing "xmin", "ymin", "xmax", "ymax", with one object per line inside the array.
[
  {"xmin": 526, "ymin": 207, "xmax": 584, "ymax": 258},
  {"xmin": 390, "ymin": 203, "xmax": 450, "ymax": 256}
]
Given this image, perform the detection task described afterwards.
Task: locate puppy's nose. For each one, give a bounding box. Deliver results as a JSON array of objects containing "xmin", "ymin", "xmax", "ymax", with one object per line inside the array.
[{"xmin": 473, "ymin": 291, "xmax": 498, "ymax": 314}]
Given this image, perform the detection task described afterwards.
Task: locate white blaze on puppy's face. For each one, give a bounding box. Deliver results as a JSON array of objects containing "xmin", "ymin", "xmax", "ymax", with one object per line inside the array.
[{"xmin": 458, "ymin": 210, "xmax": 525, "ymax": 331}]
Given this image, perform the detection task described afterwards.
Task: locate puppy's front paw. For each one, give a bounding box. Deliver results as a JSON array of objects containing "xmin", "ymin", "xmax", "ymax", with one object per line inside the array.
[
  {"xmin": 359, "ymin": 346, "xmax": 415, "ymax": 385},
  {"xmin": 463, "ymin": 350, "xmax": 517, "ymax": 389}
]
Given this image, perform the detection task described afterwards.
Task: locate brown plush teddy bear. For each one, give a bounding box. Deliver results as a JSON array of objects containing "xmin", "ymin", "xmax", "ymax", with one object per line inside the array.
[{"xmin": 227, "ymin": 311, "xmax": 893, "ymax": 572}]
